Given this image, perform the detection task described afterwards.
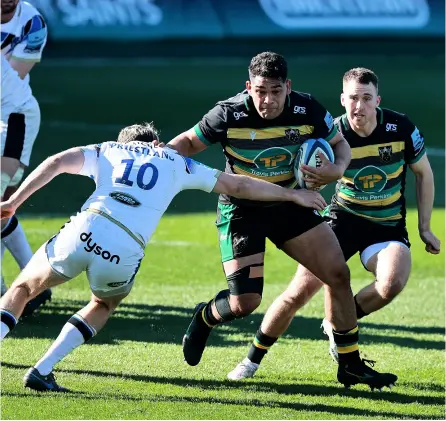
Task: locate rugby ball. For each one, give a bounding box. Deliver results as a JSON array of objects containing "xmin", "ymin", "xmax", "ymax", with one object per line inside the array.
[{"xmin": 294, "ymin": 138, "xmax": 335, "ymax": 190}]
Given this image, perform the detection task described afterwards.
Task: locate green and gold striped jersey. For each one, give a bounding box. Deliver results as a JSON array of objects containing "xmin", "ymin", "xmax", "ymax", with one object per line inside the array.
[
  {"xmin": 194, "ymin": 90, "xmax": 337, "ymax": 206},
  {"xmin": 331, "ymin": 107, "xmax": 426, "ymax": 226}
]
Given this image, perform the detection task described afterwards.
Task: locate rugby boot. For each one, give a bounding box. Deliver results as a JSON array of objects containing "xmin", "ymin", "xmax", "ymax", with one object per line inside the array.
[
  {"xmin": 227, "ymin": 357, "xmax": 260, "ymax": 380},
  {"xmin": 338, "ymin": 358, "xmax": 397, "ymax": 391},
  {"xmin": 183, "ymin": 302, "xmax": 212, "ymax": 366},
  {"xmin": 23, "ymin": 367, "xmax": 68, "ymax": 392}
]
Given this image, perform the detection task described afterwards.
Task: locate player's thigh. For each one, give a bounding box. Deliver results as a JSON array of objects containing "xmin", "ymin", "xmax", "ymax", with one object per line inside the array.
[
  {"xmin": 49, "ymin": 210, "xmax": 145, "ymax": 299},
  {"xmin": 87, "ymin": 245, "xmax": 144, "ymax": 300},
  {"xmin": 216, "ymin": 202, "xmax": 266, "ymax": 275},
  {"xmin": 281, "ymin": 221, "xmax": 349, "ymax": 286},
  {"xmin": 85, "ymin": 220, "xmax": 145, "ymax": 300},
  {"xmin": 363, "ymin": 241, "xmax": 411, "ymax": 288},
  {"xmin": 11, "ymin": 243, "xmax": 69, "ymax": 297}
]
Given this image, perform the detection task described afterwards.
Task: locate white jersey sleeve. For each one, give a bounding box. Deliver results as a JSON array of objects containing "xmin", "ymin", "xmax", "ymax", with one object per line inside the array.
[
  {"xmin": 2, "ymin": 2, "xmax": 47, "ymax": 62},
  {"xmin": 176, "ymin": 156, "xmax": 221, "ymax": 193},
  {"xmin": 78, "ymin": 144, "xmax": 101, "ymax": 179}
]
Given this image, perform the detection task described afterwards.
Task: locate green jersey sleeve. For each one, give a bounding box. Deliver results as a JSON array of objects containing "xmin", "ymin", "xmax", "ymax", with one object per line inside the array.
[{"xmin": 194, "ymin": 103, "xmax": 228, "ymax": 146}]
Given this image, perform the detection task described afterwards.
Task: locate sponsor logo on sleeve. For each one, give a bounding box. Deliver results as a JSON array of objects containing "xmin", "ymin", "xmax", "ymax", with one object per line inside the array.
[
  {"xmin": 324, "ymin": 111, "xmax": 334, "ymax": 130},
  {"xmin": 411, "ymin": 127, "xmax": 424, "ymax": 154}
]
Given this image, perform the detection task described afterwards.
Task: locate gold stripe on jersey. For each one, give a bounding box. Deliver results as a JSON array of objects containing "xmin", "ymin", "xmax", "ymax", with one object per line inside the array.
[
  {"xmin": 233, "ymin": 165, "xmax": 294, "ymax": 183},
  {"xmin": 341, "ymin": 164, "xmax": 404, "ymax": 184},
  {"xmin": 338, "ymin": 190, "xmax": 401, "ymax": 206},
  {"xmin": 227, "ymin": 125, "xmax": 314, "ymax": 140},
  {"xmin": 335, "ymin": 201, "xmax": 403, "ymax": 221},
  {"xmin": 225, "ymin": 146, "xmax": 255, "ymax": 163},
  {"xmin": 351, "ymin": 141, "xmax": 405, "ymax": 160}
]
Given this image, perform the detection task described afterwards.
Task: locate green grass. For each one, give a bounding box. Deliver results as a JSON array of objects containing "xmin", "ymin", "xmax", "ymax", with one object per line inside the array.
[{"xmin": 1, "ymin": 209, "xmax": 445, "ymax": 419}]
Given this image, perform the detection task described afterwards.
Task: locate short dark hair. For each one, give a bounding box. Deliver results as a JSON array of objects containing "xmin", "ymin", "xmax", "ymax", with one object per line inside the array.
[
  {"xmin": 249, "ymin": 51, "xmax": 288, "ymax": 82},
  {"xmin": 343, "ymin": 67, "xmax": 379, "ymax": 91},
  {"xmin": 117, "ymin": 122, "xmax": 159, "ymax": 144}
]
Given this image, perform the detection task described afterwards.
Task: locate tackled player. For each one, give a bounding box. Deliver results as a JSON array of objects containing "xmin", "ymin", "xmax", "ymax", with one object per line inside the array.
[
  {"xmin": 228, "ymin": 67, "xmax": 440, "ymax": 383},
  {"xmin": 167, "ymin": 52, "xmax": 397, "ymax": 390}
]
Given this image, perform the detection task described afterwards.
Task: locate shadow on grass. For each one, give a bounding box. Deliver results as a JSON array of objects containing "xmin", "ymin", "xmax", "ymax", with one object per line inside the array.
[
  {"xmin": 10, "ymin": 299, "xmax": 444, "ymax": 352},
  {"xmin": 2, "ymin": 362, "xmax": 444, "ymax": 419}
]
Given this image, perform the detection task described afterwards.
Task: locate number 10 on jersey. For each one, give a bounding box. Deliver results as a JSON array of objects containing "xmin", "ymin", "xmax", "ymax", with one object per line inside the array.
[{"xmin": 114, "ymin": 159, "xmax": 158, "ymax": 190}]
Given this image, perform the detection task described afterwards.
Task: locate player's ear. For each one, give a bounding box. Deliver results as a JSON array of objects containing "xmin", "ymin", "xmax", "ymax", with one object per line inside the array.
[
  {"xmin": 246, "ymin": 80, "xmax": 251, "ymax": 93},
  {"xmin": 340, "ymin": 93, "xmax": 345, "ymax": 106},
  {"xmin": 286, "ymin": 79, "xmax": 291, "ymax": 94},
  {"xmin": 376, "ymin": 95, "xmax": 381, "ymax": 106}
]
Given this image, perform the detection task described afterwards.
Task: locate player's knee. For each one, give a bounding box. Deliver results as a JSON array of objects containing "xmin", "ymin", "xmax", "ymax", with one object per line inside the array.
[
  {"xmin": 224, "ymin": 263, "xmax": 263, "ymax": 316},
  {"xmin": 10, "ymin": 280, "xmax": 33, "ymax": 300},
  {"xmin": 328, "ymin": 262, "xmax": 351, "ymax": 289},
  {"xmin": 226, "ymin": 264, "xmax": 264, "ymax": 295},
  {"xmin": 229, "ymin": 293, "xmax": 262, "ymax": 317},
  {"xmin": 91, "ymin": 295, "xmax": 117, "ymax": 313},
  {"xmin": 378, "ymin": 275, "xmax": 407, "ymax": 302}
]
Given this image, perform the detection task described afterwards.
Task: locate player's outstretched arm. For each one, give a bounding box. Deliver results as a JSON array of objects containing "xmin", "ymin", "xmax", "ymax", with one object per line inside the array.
[
  {"xmin": 168, "ymin": 128, "xmax": 208, "ymax": 157},
  {"xmin": 410, "ymin": 154, "xmax": 441, "ymax": 254},
  {"xmin": 213, "ymin": 173, "xmax": 327, "ymax": 210},
  {"xmin": 0, "ymin": 148, "xmax": 85, "ymax": 218}
]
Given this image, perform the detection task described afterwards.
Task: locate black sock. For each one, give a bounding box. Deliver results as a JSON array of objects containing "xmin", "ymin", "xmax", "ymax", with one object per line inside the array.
[
  {"xmin": 202, "ymin": 301, "xmax": 219, "ymax": 327},
  {"xmin": 247, "ymin": 328, "xmax": 278, "ymax": 364},
  {"xmin": 333, "ymin": 326, "xmax": 361, "ymax": 365},
  {"xmin": 354, "ymin": 295, "xmax": 369, "ymax": 320}
]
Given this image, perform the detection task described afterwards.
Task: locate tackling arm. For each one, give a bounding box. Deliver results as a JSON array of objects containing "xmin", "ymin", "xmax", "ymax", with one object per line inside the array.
[
  {"xmin": 0, "ymin": 148, "xmax": 85, "ymax": 215},
  {"xmin": 213, "ymin": 173, "xmax": 327, "ymax": 210},
  {"xmin": 168, "ymin": 128, "xmax": 208, "ymax": 157}
]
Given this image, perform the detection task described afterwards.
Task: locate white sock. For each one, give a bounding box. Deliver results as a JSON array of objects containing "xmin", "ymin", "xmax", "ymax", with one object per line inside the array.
[
  {"xmin": 0, "ymin": 310, "xmax": 18, "ymax": 340},
  {"xmin": 2, "ymin": 217, "xmax": 33, "ymax": 270},
  {"xmin": 1, "ymin": 321, "xmax": 11, "ymax": 339},
  {"xmin": 34, "ymin": 315, "xmax": 96, "ymax": 375}
]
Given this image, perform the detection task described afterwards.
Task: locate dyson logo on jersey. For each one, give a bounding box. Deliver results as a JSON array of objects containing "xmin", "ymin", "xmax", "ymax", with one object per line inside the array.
[{"xmin": 80, "ymin": 232, "xmax": 120, "ymax": 264}]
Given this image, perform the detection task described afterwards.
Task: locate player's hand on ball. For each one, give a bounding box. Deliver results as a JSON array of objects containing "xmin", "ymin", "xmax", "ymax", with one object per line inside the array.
[
  {"xmin": 419, "ymin": 229, "xmax": 441, "ymax": 254},
  {"xmin": 300, "ymin": 153, "xmax": 343, "ymax": 187},
  {"xmin": 0, "ymin": 200, "xmax": 17, "ymax": 220},
  {"xmin": 292, "ymin": 189, "xmax": 327, "ymax": 211}
]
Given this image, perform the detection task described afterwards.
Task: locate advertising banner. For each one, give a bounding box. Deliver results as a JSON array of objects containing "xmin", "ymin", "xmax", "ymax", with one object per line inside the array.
[{"xmin": 28, "ymin": 0, "xmax": 444, "ymax": 40}]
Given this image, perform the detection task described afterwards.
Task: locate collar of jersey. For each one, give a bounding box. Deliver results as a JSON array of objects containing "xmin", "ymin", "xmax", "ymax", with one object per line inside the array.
[{"xmin": 244, "ymin": 93, "xmax": 291, "ymax": 112}]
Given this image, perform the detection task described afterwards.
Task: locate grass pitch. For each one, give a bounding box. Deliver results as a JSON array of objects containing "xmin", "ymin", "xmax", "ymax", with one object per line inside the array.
[{"xmin": 1, "ymin": 209, "xmax": 444, "ymax": 419}]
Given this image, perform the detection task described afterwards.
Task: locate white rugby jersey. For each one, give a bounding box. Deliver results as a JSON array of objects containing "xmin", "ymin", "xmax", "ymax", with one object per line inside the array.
[
  {"xmin": 1, "ymin": 0, "xmax": 47, "ymax": 84},
  {"xmin": 1, "ymin": 54, "xmax": 33, "ymax": 108},
  {"xmin": 78, "ymin": 142, "xmax": 221, "ymax": 246}
]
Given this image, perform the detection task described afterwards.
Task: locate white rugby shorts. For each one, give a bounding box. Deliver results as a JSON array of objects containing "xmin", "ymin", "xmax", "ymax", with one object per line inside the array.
[
  {"xmin": 46, "ymin": 211, "xmax": 145, "ymax": 298},
  {"xmin": 1, "ymin": 95, "xmax": 41, "ymax": 167}
]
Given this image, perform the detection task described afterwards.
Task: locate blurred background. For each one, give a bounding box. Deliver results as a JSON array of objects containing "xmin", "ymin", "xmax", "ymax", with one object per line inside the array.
[{"xmin": 24, "ymin": 0, "xmax": 445, "ymax": 215}]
